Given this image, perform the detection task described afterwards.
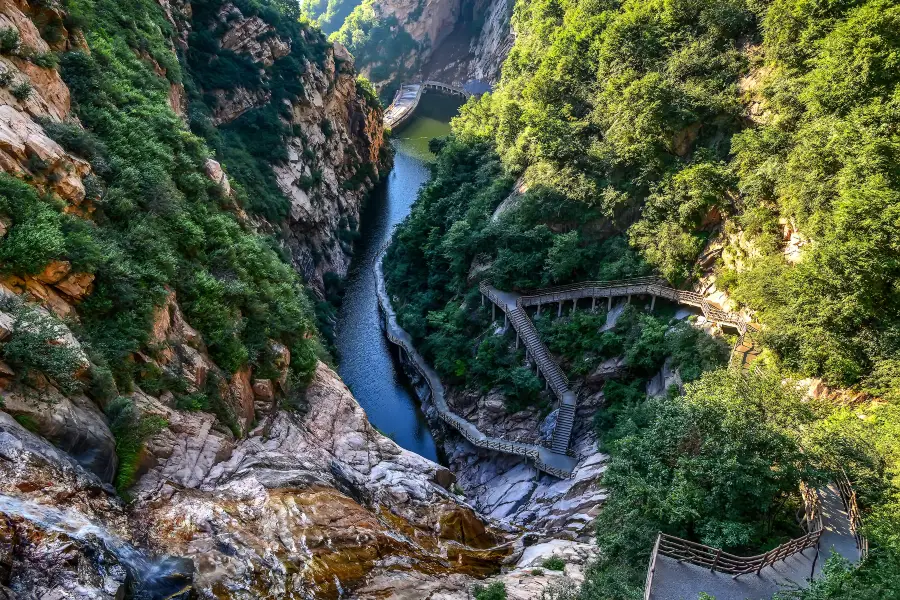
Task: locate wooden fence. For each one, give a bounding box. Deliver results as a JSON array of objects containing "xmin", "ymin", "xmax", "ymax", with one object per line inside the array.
[
  {"xmin": 836, "ymin": 471, "xmax": 869, "ymax": 558},
  {"xmin": 646, "ymin": 484, "xmax": 823, "ymax": 586}
]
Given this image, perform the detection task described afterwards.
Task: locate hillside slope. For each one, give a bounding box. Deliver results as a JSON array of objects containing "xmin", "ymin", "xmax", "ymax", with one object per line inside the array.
[{"xmin": 384, "ymin": 0, "xmax": 900, "ymax": 596}]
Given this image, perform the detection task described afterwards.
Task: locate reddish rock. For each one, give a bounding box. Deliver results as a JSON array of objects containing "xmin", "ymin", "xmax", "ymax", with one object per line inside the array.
[
  {"xmin": 229, "ymin": 366, "xmax": 255, "ymax": 432},
  {"xmin": 54, "ymin": 272, "xmax": 94, "ymax": 300},
  {"xmin": 252, "ymin": 378, "xmax": 274, "ymax": 402},
  {"xmin": 35, "ymin": 260, "xmax": 71, "ymax": 285}
]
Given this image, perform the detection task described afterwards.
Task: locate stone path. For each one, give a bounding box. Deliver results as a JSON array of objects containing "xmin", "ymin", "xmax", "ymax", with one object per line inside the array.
[{"xmin": 648, "ymin": 484, "xmax": 861, "ymax": 600}]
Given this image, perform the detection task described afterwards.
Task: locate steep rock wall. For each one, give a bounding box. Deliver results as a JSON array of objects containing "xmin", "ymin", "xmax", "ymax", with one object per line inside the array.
[{"xmin": 169, "ymin": 0, "xmax": 389, "ymax": 292}]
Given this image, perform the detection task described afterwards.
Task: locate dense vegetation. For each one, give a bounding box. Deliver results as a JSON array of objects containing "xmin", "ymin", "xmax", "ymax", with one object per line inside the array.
[
  {"xmin": 184, "ymin": 0, "xmax": 333, "ymax": 221},
  {"xmin": 385, "ymin": 0, "xmax": 900, "ymax": 595},
  {"xmin": 0, "ymin": 0, "xmax": 332, "ymax": 490},
  {"xmin": 301, "ymin": 0, "xmax": 362, "ymax": 34}
]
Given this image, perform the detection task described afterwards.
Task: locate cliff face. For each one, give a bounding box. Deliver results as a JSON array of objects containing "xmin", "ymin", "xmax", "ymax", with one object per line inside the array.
[
  {"xmin": 0, "ymin": 364, "xmax": 515, "ymax": 599},
  {"xmin": 164, "ymin": 0, "xmax": 389, "ymax": 292},
  {"xmin": 0, "ymin": 2, "xmax": 513, "ymax": 598},
  {"xmin": 337, "ymin": 0, "xmax": 512, "ymax": 98}
]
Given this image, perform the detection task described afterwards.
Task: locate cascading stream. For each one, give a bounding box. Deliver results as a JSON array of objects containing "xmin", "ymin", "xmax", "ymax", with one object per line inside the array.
[{"xmin": 0, "ymin": 495, "xmax": 192, "ymax": 599}]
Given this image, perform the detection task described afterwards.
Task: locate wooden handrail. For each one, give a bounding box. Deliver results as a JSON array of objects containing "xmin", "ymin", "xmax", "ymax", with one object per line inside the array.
[
  {"xmin": 836, "ymin": 470, "xmax": 868, "ymax": 558},
  {"xmin": 376, "ymin": 254, "xmax": 574, "ymax": 477},
  {"xmin": 644, "ymin": 534, "xmax": 662, "ymax": 600}
]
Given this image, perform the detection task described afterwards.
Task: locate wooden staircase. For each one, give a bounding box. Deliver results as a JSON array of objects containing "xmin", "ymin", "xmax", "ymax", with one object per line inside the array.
[{"xmin": 551, "ymin": 404, "xmax": 576, "ymax": 454}]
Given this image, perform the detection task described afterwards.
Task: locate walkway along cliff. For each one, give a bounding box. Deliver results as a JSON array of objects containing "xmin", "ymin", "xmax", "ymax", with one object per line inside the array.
[{"xmin": 377, "ymin": 251, "xmax": 762, "ymax": 477}]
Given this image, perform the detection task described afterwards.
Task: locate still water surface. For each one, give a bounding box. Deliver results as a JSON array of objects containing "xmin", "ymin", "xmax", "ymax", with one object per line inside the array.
[{"xmin": 333, "ymin": 95, "xmax": 463, "ymax": 462}]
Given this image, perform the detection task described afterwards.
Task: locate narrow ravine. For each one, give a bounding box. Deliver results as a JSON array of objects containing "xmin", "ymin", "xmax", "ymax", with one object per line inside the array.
[{"xmin": 333, "ymin": 94, "xmax": 464, "ymax": 461}]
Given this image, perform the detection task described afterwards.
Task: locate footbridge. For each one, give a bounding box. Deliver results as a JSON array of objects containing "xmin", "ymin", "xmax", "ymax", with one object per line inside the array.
[
  {"xmin": 383, "ymin": 80, "xmax": 472, "ymax": 130},
  {"xmin": 479, "ymin": 278, "xmax": 759, "ymax": 457},
  {"xmin": 376, "ymin": 265, "xmax": 760, "ymax": 478}
]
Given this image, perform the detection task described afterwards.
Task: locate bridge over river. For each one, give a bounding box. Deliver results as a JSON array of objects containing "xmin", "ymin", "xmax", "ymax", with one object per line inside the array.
[{"xmin": 383, "ymin": 81, "xmax": 472, "ymax": 130}]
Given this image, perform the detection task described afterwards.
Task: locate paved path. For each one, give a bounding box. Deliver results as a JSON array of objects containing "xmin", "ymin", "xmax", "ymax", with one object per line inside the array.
[{"xmin": 648, "ymin": 484, "xmax": 861, "ymax": 600}]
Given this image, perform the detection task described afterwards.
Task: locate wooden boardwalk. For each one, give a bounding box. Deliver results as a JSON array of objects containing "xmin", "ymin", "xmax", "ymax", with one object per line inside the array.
[
  {"xmin": 480, "ymin": 279, "xmax": 759, "ymax": 456},
  {"xmin": 646, "ymin": 478, "xmax": 866, "ymax": 600},
  {"xmin": 374, "ymin": 252, "xmax": 577, "ymax": 478},
  {"xmin": 374, "ymin": 268, "xmax": 762, "ymax": 478},
  {"xmin": 383, "ymin": 81, "xmax": 472, "ymax": 130}
]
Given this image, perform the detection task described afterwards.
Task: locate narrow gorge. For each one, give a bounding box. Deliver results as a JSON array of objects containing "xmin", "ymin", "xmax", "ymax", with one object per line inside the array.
[{"xmin": 2, "ymin": 0, "xmax": 899, "ymax": 599}]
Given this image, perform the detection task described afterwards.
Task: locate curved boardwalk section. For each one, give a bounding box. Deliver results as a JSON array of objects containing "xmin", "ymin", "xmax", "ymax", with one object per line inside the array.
[
  {"xmin": 645, "ymin": 480, "xmax": 865, "ymax": 600},
  {"xmin": 374, "ymin": 252, "xmax": 577, "ymax": 478},
  {"xmin": 383, "ymin": 81, "xmax": 472, "ymax": 130},
  {"xmin": 480, "ymin": 278, "xmax": 758, "ymax": 455}
]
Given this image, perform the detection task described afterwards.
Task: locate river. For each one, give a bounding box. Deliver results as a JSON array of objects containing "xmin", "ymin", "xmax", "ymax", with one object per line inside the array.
[{"xmin": 334, "ymin": 94, "xmax": 464, "ymax": 462}]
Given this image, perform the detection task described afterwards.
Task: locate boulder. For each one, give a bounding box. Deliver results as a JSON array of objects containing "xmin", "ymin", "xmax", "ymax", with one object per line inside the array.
[
  {"xmin": 35, "ymin": 260, "xmax": 71, "ymax": 285},
  {"xmin": 0, "ymin": 386, "xmax": 118, "ymax": 483},
  {"xmin": 204, "ymin": 158, "xmax": 231, "ymax": 196},
  {"xmin": 0, "ymin": 312, "xmax": 12, "ymax": 341},
  {"xmin": 54, "ymin": 271, "xmax": 95, "ymax": 300}
]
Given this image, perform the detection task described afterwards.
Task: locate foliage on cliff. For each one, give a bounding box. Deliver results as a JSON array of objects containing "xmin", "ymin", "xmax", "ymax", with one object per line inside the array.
[
  {"xmin": 385, "ymin": 0, "xmax": 900, "ymax": 593},
  {"xmin": 301, "ymin": 0, "xmax": 362, "ymax": 34},
  {"xmin": 0, "ymin": 0, "xmax": 325, "ymax": 390},
  {"xmin": 184, "ymin": 0, "xmax": 333, "ymax": 221}
]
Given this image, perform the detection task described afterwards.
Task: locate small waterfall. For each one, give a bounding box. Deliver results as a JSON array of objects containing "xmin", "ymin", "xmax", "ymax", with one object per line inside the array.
[{"xmin": 0, "ymin": 495, "xmax": 193, "ymax": 599}]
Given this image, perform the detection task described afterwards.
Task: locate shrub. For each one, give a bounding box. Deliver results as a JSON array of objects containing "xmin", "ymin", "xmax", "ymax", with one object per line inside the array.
[
  {"xmin": 0, "ymin": 299, "xmax": 84, "ymax": 395},
  {"xmin": 106, "ymin": 396, "xmax": 168, "ymax": 494},
  {"xmin": 472, "ymin": 582, "xmax": 506, "ymax": 600},
  {"xmin": 14, "ymin": 414, "xmax": 39, "ymax": 432},
  {"xmin": 542, "ymin": 556, "xmax": 565, "ymax": 571},
  {"xmin": 30, "ymin": 51, "xmax": 58, "ymax": 69},
  {"xmin": 10, "ymin": 80, "xmax": 32, "ymax": 101},
  {"xmin": 0, "ymin": 27, "xmax": 20, "ymax": 54}
]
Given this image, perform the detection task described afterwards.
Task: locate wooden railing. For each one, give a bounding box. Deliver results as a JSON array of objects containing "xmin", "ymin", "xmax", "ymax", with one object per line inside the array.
[
  {"xmin": 644, "ymin": 532, "xmax": 662, "ymax": 600},
  {"xmin": 480, "ymin": 281, "xmax": 571, "ymax": 399},
  {"xmin": 647, "ymin": 485, "xmax": 823, "ymax": 584},
  {"xmin": 836, "ymin": 471, "xmax": 868, "ymax": 558},
  {"xmin": 423, "ymin": 80, "xmax": 472, "ymax": 97},
  {"xmin": 517, "ymin": 279, "xmax": 748, "ymax": 335},
  {"xmin": 376, "ymin": 252, "xmax": 575, "ymax": 477},
  {"xmin": 644, "ymin": 474, "xmax": 871, "ymax": 599}
]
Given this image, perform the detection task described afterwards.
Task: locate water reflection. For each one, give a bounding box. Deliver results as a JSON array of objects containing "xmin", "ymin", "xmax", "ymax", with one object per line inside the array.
[{"xmin": 333, "ymin": 95, "xmax": 462, "ymax": 461}]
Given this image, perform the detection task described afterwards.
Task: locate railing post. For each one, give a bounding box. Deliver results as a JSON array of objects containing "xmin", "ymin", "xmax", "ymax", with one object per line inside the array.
[
  {"xmin": 516, "ymin": 333, "xmax": 520, "ymax": 349},
  {"xmin": 504, "ymin": 312, "xmax": 508, "ymax": 328},
  {"xmin": 481, "ymin": 294, "xmax": 485, "ymax": 307},
  {"xmin": 757, "ymin": 550, "xmax": 769, "ymax": 575},
  {"xmin": 710, "ymin": 548, "xmax": 721, "ymax": 572}
]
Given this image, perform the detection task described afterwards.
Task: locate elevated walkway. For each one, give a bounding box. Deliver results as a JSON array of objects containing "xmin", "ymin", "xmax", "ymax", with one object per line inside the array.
[
  {"xmin": 646, "ymin": 480, "xmax": 865, "ymax": 600},
  {"xmin": 480, "ymin": 278, "xmax": 759, "ymax": 455},
  {"xmin": 374, "ymin": 252, "xmax": 576, "ymax": 478},
  {"xmin": 383, "ymin": 80, "xmax": 472, "ymax": 130}
]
